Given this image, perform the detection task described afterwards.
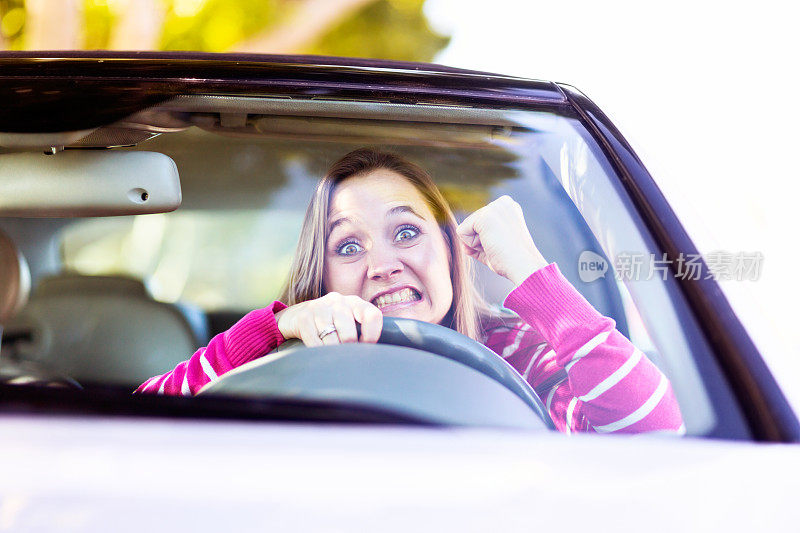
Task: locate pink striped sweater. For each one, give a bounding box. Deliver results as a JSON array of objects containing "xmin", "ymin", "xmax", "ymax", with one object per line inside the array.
[{"xmin": 136, "ymin": 264, "xmax": 684, "ymax": 434}]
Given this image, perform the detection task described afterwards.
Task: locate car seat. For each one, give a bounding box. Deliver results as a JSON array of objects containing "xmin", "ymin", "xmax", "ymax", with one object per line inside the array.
[
  {"xmin": 0, "ymin": 228, "xmax": 29, "ymax": 329},
  {"xmin": 0, "ymin": 228, "xmax": 77, "ymax": 386},
  {"xmin": 4, "ymin": 273, "xmax": 205, "ymax": 387}
]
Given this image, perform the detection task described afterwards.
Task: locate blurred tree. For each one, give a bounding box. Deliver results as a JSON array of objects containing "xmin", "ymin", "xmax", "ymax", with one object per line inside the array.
[
  {"xmin": 304, "ymin": 0, "xmax": 449, "ymax": 62},
  {"xmin": 82, "ymin": 0, "xmax": 165, "ymax": 50},
  {"xmin": 234, "ymin": 0, "xmax": 373, "ymax": 54},
  {"xmin": 18, "ymin": 0, "xmax": 81, "ymax": 49},
  {"xmin": 107, "ymin": 0, "xmax": 164, "ymax": 50},
  {"xmin": 159, "ymin": 0, "xmax": 287, "ymax": 51},
  {"xmin": 82, "ymin": 0, "xmax": 114, "ymax": 49},
  {"xmin": 1, "ymin": 0, "xmax": 450, "ymax": 62},
  {"xmin": 0, "ymin": 0, "xmax": 26, "ymax": 49}
]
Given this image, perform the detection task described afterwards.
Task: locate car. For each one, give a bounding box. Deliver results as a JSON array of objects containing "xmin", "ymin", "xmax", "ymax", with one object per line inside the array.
[{"xmin": 1, "ymin": 51, "xmax": 799, "ymax": 530}]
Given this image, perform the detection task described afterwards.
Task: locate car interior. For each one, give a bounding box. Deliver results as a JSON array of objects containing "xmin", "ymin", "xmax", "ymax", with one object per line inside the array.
[{"xmin": 0, "ymin": 95, "xmax": 717, "ymax": 434}]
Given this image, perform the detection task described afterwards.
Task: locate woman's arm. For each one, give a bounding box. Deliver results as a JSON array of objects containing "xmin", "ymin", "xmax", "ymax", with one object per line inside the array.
[
  {"xmin": 458, "ymin": 196, "xmax": 683, "ymax": 434},
  {"xmin": 135, "ymin": 301, "xmax": 287, "ymax": 396},
  {"xmin": 500, "ymin": 264, "xmax": 684, "ymax": 434},
  {"xmin": 135, "ymin": 293, "xmax": 383, "ymax": 396}
]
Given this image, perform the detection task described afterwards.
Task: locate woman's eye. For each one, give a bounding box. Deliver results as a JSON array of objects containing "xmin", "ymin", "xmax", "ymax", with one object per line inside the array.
[
  {"xmin": 337, "ymin": 242, "xmax": 363, "ymax": 256},
  {"xmin": 395, "ymin": 226, "xmax": 420, "ymax": 242}
]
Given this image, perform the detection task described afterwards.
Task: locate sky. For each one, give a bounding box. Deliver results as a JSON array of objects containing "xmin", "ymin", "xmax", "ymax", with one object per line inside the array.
[{"xmin": 425, "ymin": 0, "xmax": 800, "ymax": 406}]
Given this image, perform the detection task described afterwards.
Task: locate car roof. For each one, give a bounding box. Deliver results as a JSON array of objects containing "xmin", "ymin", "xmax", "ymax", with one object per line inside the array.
[
  {"xmin": 0, "ymin": 49, "xmax": 530, "ymax": 76},
  {"xmin": 0, "ymin": 51, "xmax": 568, "ymax": 135}
]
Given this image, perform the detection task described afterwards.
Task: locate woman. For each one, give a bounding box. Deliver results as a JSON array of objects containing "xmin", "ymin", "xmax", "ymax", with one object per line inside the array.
[{"xmin": 137, "ymin": 148, "xmax": 684, "ymax": 435}]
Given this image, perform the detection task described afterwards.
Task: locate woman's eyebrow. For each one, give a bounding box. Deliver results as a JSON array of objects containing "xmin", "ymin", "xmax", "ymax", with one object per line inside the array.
[
  {"xmin": 388, "ymin": 205, "xmax": 425, "ymax": 220},
  {"xmin": 327, "ymin": 216, "xmax": 351, "ymax": 235},
  {"xmin": 328, "ymin": 205, "xmax": 425, "ymax": 235}
]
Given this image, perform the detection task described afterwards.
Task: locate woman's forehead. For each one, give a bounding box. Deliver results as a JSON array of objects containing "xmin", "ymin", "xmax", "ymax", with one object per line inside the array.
[{"xmin": 329, "ymin": 170, "xmax": 433, "ymax": 220}]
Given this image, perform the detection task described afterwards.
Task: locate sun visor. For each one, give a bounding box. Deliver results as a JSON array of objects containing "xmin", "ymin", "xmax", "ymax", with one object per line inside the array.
[{"xmin": 0, "ymin": 151, "xmax": 181, "ymax": 217}]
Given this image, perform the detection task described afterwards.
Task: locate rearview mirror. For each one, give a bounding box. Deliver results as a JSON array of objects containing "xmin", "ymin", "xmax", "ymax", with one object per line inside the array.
[{"xmin": 0, "ymin": 151, "xmax": 181, "ymax": 217}]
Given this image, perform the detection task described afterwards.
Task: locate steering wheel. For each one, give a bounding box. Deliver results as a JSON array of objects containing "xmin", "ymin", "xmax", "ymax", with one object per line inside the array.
[
  {"xmin": 373, "ymin": 317, "xmax": 555, "ymax": 429},
  {"xmin": 205, "ymin": 317, "xmax": 555, "ymax": 429}
]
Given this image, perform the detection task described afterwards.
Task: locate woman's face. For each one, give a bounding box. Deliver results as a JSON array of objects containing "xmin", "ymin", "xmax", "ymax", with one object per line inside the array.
[{"xmin": 323, "ymin": 169, "xmax": 453, "ymax": 324}]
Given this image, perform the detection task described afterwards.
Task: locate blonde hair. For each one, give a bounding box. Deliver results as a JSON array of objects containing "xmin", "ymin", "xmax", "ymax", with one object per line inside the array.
[{"xmin": 280, "ymin": 148, "xmax": 497, "ymax": 341}]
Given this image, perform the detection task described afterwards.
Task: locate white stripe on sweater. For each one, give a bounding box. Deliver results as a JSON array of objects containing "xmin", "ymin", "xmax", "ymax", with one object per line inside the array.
[
  {"xmin": 593, "ymin": 374, "xmax": 669, "ymax": 433},
  {"xmin": 141, "ymin": 376, "xmax": 157, "ymax": 392},
  {"xmin": 565, "ymin": 330, "xmax": 611, "ymax": 372},
  {"xmin": 180, "ymin": 371, "xmax": 191, "ymax": 396},
  {"xmin": 522, "ymin": 345, "xmax": 547, "ymax": 379},
  {"xmin": 565, "ymin": 397, "xmax": 578, "ymax": 435},
  {"xmin": 502, "ymin": 324, "xmax": 531, "ymax": 358},
  {"xmin": 199, "ymin": 353, "xmax": 218, "ymax": 381},
  {"xmin": 534, "ymin": 349, "xmax": 555, "ymax": 374},
  {"xmin": 578, "ymin": 349, "xmax": 643, "ymax": 402},
  {"xmin": 157, "ymin": 378, "xmax": 166, "ymax": 395}
]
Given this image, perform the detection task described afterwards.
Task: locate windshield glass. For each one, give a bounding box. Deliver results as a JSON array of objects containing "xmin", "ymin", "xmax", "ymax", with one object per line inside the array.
[{"xmin": 1, "ymin": 100, "xmax": 726, "ymax": 436}]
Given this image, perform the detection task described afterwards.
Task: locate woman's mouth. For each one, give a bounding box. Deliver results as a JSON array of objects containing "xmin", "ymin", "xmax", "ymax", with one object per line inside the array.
[{"xmin": 371, "ymin": 287, "xmax": 422, "ymax": 311}]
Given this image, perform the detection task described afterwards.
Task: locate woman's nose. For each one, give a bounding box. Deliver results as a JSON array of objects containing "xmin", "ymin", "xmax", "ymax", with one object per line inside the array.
[{"xmin": 367, "ymin": 248, "xmax": 404, "ymax": 281}]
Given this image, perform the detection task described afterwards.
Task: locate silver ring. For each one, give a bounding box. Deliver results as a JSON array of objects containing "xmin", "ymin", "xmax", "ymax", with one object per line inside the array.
[{"xmin": 318, "ymin": 325, "xmax": 337, "ymax": 340}]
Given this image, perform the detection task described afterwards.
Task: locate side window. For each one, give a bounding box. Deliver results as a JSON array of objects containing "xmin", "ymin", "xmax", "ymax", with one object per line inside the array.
[{"xmin": 528, "ymin": 113, "xmax": 740, "ymax": 438}]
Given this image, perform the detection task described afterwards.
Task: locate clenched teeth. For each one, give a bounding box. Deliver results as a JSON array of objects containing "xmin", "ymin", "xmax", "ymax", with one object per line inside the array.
[{"xmin": 372, "ymin": 288, "xmax": 421, "ymax": 309}]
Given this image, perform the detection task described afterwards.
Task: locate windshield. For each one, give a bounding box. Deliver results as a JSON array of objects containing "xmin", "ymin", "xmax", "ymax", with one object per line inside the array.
[{"xmin": 0, "ymin": 99, "xmax": 730, "ymax": 436}]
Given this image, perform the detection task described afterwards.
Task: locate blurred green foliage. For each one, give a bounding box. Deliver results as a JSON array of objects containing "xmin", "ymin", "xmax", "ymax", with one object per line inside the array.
[
  {"xmin": 83, "ymin": 0, "xmax": 114, "ymax": 49},
  {"xmin": 1, "ymin": 0, "xmax": 449, "ymax": 62},
  {"xmin": 0, "ymin": 0, "xmax": 25, "ymax": 49},
  {"xmin": 159, "ymin": 0, "xmax": 286, "ymax": 52},
  {"xmin": 305, "ymin": 0, "xmax": 449, "ymax": 62}
]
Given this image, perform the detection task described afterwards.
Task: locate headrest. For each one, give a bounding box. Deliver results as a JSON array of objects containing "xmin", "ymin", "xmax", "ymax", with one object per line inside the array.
[
  {"xmin": 34, "ymin": 274, "xmax": 149, "ymax": 299},
  {"xmin": 0, "ymin": 229, "xmax": 31, "ymax": 323}
]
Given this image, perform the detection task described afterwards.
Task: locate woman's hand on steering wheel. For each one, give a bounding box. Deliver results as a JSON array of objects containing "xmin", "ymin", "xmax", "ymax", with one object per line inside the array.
[{"xmin": 274, "ymin": 292, "xmax": 383, "ymax": 347}]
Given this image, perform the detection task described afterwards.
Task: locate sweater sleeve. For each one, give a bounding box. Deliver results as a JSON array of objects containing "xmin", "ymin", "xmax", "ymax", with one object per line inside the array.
[
  {"xmin": 135, "ymin": 301, "xmax": 287, "ymax": 396},
  {"xmin": 499, "ymin": 264, "xmax": 684, "ymax": 435}
]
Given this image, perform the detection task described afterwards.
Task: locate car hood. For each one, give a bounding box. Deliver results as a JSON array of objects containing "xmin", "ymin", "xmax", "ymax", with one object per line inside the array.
[{"xmin": 1, "ymin": 415, "xmax": 798, "ymax": 531}]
